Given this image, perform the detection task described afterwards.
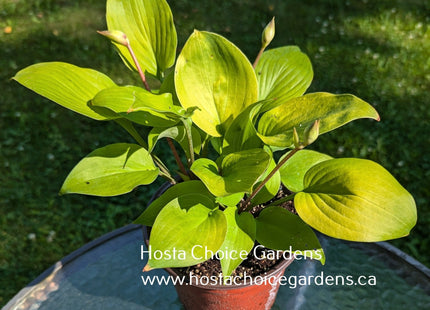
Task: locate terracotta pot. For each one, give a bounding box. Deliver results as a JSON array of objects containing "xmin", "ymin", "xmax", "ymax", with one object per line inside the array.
[
  {"xmin": 143, "ymin": 226, "xmax": 294, "ymax": 310},
  {"xmin": 142, "ymin": 183, "xmax": 295, "ymax": 310}
]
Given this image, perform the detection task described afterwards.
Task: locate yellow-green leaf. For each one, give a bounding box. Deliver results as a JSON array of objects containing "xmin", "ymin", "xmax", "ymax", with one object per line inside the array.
[
  {"xmin": 257, "ymin": 92, "xmax": 380, "ymax": 147},
  {"xmin": 60, "ymin": 143, "xmax": 158, "ymax": 196},
  {"xmin": 134, "ymin": 180, "xmax": 216, "ymax": 226},
  {"xmin": 106, "ymin": 0, "xmax": 177, "ymax": 76},
  {"xmin": 295, "ymin": 158, "xmax": 417, "ymax": 241},
  {"xmin": 90, "ymin": 85, "xmax": 183, "ymax": 127},
  {"xmin": 148, "ymin": 125, "xmax": 202, "ymax": 158},
  {"xmin": 146, "ymin": 201, "xmax": 226, "ymax": 269},
  {"xmin": 222, "ymin": 100, "xmax": 267, "ymax": 154},
  {"xmin": 175, "ymin": 31, "xmax": 258, "ymax": 137},
  {"xmin": 255, "ymin": 46, "xmax": 313, "ymax": 111},
  {"xmin": 191, "ymin": 149, "xmax": 271, "ymax": 197},
  {"xmin": 219, "ymin": 207, "xmax": 256, "ymax": 278},
  {"xmin": 279, "ymin": 150, "xmax": 333, "ymax": 192},
  {"xmin": 13, "ymin": 62, "xmax": 115, "ymax": 120},
  {"xmin": 251, "ymin": 155, "xmax": 281, "ymax": 205}
]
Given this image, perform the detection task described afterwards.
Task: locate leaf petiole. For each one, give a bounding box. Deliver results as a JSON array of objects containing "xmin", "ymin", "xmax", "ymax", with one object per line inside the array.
[
  {"xmin": 239, "ymin": 147, "xmax": 301, "ymax": 213},
  {"xmin": 126, "ymin": 41, "xmax": 151, "ymax": 92}
]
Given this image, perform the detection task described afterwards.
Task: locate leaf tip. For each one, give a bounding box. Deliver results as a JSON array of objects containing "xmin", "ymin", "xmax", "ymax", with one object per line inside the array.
[
  {"xmin": 192, "ymin": 29, "xmax": 202, "ymax": 37},
  {"xmin": 143, "ymin": 264, "xmax": 152, "ymax": 272},
  {"xmin": 375, "ymin": 113, "xmax": 381, "ymax": 122},
  {"xmin": 59, "ymin": 184, "xmax": 70, "ymax": 196},
  {"xmin": 371, "ymin": 105, "xmax": 381, "ymax": 121}
]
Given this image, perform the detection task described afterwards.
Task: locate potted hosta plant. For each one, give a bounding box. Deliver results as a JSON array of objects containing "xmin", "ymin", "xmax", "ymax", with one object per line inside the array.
[{"xmin": 13, "ymin": 0, "xmax": 417, "ymax": 309}]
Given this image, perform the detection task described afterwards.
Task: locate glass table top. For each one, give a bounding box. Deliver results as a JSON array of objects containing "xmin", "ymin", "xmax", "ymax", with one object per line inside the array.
[{"xmin": 4, "ymin": 224, "xmax": 430, "ymax": 310}]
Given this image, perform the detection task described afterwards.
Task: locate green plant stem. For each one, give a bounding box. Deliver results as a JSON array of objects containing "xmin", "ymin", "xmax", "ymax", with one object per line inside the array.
[
  {"xmin": 167, "ymin": 138, "xmax": 188, "ymax": 176},
  {"xmin": 124, "ymin": 39, "xmax": 182, "ymax": 182},
  {"xmin": 115, "ymin": 119, "xmax": 148, "ymax": 149},
  {"xmin": 122, "ymin": 41, "xmax": 177, "ymax": 182},
  {"xmin": 114, "ymin": 119, "xmax": 174, "ymax": 183},
  {"xmin": 159, "ymin": 170, "xmax": 177, "ymax": 184},
  {"xmin": 153, "ymin": 155, "xmax": 175, "ymax": 181},
  {"xmin": 126, "ymin": 42, "xmax": 151, "ymax": 92},
  {"xmin": 239, "ymin": 147, "xmax": 301, "ymax": 213}
]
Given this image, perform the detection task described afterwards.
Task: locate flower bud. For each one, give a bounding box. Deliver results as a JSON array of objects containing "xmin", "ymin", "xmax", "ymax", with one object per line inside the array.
[
  {"xmin": 97, "ymin": 30, "xmax": 129, "ymax": 46},
  {"xmin": 303, "ymin": 119, "xmax": 320, "ymax": 146},
  {"xmin": 262, "ymin": 17, "xmax": 275, "ymax": 48}
]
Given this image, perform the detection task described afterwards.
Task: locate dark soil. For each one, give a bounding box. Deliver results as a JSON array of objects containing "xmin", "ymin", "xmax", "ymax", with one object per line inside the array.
[{"xmin": 173, "ymin": 185, "xmax": 296, "ymax": 285}]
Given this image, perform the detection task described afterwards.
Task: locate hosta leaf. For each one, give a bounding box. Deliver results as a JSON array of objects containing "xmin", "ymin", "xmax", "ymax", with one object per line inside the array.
[
  {"xmin": 60, "ymin": 143, "xmax": 158, "ymax": 196},
  {"xmin": 13, "ymin": 62, "xmax": 115, "ymax": 120},
  {"xmin": 90, "ymin": 85, "xmax": 184, "ymax": 127},
  {"xmin": 222, "ymin": 101, "xmax": 267, "ymax": 154},
  {"xmin": 257, "ymin": 92, "xmax": 380, "ymax": 147},
  {"xmin": 219, "ymin": 207, "xmax": 256, "ymax": 278},
  {"xmin": 216, "ymin": 192, "xmax": 244, "ymax": 208},
  {"xmin": 191, "ymin": 149, "xmax": 271, "ymax": 197},
  {"xmin": 175, "ymin": 31, "xmax": 258, "ymax": 137},
  {"xmin": 295, "ymin": 158, "xmax": 417, "ymax": 241},
  {"xmin": 159, "ymin": 69, "xmax": 180, "ymax": 105},
  {"xmin": 255, "ymin": 46, "xmax": 313, "ymax": 111},
  {"xmin": 145, "ymin": 201, "xmax": 226, "ymax": 269},
  {"xmin": 279, "ymin": 150, "xmax": 333, "ymax": 192},
  {"xmin": 135, "ymin": 181, "xmax": 216, "ymax": 226},
  {"xmin": 210, "ymin": 137, "xmax": 223, "ymax": 155},
  {"xmin": 114, "ymin": 118, "xmax": 148, "ymax": 149},
  {"xmin": 106, "ymin": 0, "xmax": 177, "ymax": 76},
  {"xmin": 251, "ymin": 156, "xmax": 281, "ymax": 205},
  {"xmin": 148, "ymin": 125, "xmax": 202, "ymax": 158},
  {"xmin": 256, "ymin": 206, "xmax": 325, "ymax": 264}
]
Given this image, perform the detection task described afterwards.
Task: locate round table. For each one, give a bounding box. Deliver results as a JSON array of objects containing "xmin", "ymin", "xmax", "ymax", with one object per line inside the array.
[{"xmin": 4, "ymin": 224, "xmax": 430, "ymax": 310}]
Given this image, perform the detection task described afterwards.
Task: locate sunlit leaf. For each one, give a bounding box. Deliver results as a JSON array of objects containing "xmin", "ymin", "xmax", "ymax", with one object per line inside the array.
[
  {"xmin": 295, "ymin": 158, "xmax": 417, "ymax": 241},
  {"xmin": 222, "ymin": 101, "xmax": 267, "ymax": 154},
  {"xmin": 148, "ymin": 125, "xmax": 202, "ymax": 158},
  {"xmin": 146, "ymin": 201, "xmax": 226, "ymax": 269},
  {"xmin": 175, "ymin": 30, "xmax": 258, "ymax": 137},
  {"xmin": 216, "ymin": 192, "xmax": 244, "ymax": 208},
  {"xmin": 135, "ymin": 181, "xmax": 216, "ymax": 226},
  {"xmin": 251, "ymin": 155, "xmax": 281, "ymax": 205},
  {"xmin": 106, "ymin": 0, "xmax": 177, "ymax": 77},
  {"xmin": 60, "ymin": 143, "xmax": 158, "ymax": 196},
  {"xmin": 90, "ymin": 85, "xmax": 183, "ymax": 127},
  {"xmin": 279, "ymin": 150, "xmax": 332, "ymax": 192},
  {"xmin": 219, "ymin": 207, "xmax": 256, "ymax": 278},
  {"xmin": 255, "ymin": 46, "xmax": 313, "ymax": 111},
  {"xmin": 13, "ymin": 62, "xmax": 115, "ymax": 120},
  {"xmin": 257, "ymin": 92, "xmax": 380, "ymax": 147},
  {"xmin": 191, "ymin": 149, "xmax": 271, "ymax": 197}
]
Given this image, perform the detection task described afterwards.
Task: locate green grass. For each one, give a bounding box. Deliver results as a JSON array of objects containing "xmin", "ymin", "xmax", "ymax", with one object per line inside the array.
[{"xmin": 1, "ymin": 0, "xmax": 429, "ymax": 306}]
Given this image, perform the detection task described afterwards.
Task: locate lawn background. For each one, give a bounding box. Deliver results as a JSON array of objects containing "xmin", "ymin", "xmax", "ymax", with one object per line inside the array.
[{"xmin": 1, "ymin": 0, "xmax": 429, "ymax": 306}]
